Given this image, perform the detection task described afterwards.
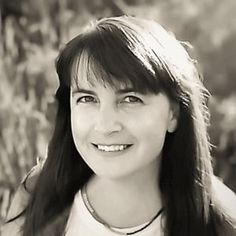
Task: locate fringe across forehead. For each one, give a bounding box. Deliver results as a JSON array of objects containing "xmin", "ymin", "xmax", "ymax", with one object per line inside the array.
[
  {"xmin": 71, "ymin": 50, "xmax": 159, "ymax": 93},
  {"xmin": 58, "ymin": 16, "xmax": 202, "ymax": 103},
  {"xmin": 69, "ymin": 23, "xmax": 166, "ymax": 94}
]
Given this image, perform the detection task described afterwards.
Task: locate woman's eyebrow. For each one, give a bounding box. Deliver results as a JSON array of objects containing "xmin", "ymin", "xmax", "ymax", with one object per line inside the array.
[
  {"xmin": 116, "ymin": 88, "xmax": 136, "ymax": 94},
  {"xmin": 71, "ymin": 87, "xmax": 137, "ymax": 96},
  {"xmin": 72, "ymin": 88, "xmax": 96, "ymax": 96}
]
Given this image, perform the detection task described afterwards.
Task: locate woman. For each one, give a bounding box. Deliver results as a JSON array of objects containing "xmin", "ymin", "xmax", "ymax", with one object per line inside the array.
[{"xmin": 2, "ymin": 15, "xmax": 236, "ymax": 236}]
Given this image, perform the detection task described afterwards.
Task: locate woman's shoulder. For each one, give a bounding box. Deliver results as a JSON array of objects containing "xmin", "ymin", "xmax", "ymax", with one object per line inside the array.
[
  {"xmin": 0, "ymin": 182, "xmax": 28, "ymax": 236},
  {"xmin": 215, "ymin": 214, "xmax": 236, "ymax": 236},
  {"xmin": 1, "ymin": 157, "xmax": 45, "ymax": 235},
  {"xmin": 211, "ymin": 175, "xmax": 236, "ymax": 235},
  {"xmin": 212, "ymin": 175, "xmax": 236, "ymax": 220}
]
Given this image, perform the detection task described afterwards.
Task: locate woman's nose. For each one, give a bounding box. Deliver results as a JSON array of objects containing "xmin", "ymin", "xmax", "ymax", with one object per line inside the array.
[{"xmin": 94, "ymin": 106, "xmax": 123, "ymax": 135}]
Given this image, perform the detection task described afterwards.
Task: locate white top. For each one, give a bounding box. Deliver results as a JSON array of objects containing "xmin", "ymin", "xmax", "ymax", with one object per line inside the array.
[{"xmin": 65, "ymin": 190, "xmax": 164, "ymax": 236}]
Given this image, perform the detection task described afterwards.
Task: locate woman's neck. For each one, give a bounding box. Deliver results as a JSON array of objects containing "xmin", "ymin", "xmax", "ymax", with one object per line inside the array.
[{"xmin": 86, "ymin": 163, "xmax": 162, "ymax": 228}]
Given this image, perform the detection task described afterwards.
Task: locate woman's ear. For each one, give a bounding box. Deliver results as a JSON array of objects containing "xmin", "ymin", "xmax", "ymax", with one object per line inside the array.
[{"xmin": 167, "ymin": 102, "xmax": 179, "ymax": 133}]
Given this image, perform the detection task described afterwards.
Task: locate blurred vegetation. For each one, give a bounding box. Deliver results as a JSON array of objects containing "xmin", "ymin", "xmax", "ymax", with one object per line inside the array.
[{"xmin": 0, "ymin": 0, "xmax": 236, "ymax": 225}]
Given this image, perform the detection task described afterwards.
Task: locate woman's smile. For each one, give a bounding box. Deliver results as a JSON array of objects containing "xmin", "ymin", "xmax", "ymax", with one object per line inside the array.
[
  {"xmin": 92, "ymin": 143, "xmax": 133, "ymax": 152},
  {"xmin": 90, "ymin": 143, "xmax": 135, "ymax": 159}
]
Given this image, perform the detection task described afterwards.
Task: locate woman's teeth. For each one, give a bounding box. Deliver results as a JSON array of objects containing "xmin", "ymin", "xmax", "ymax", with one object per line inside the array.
[{"xmin": 97, "ymin": 144, "xmax": 129, "ymax": 152}]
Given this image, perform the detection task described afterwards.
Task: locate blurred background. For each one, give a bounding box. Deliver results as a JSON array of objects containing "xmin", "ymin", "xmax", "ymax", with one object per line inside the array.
[{"xmin": 0, "ymin": 0, "xmax": 236, "ymax": 225}]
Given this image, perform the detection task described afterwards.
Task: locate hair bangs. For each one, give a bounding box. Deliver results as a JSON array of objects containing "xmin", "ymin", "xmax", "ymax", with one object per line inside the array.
[{"xmin": 71, "ymin": 24, "xmax": 165, "ymax": 94}]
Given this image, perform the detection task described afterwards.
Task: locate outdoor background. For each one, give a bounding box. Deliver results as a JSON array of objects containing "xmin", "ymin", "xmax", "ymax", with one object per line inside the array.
[{"xmin": 0, "ymin": 0, "xmax": 236, "ymax": 225}]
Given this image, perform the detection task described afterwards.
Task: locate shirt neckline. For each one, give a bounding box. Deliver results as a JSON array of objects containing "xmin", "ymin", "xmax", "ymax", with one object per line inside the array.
[{"xmin": 68, "ymin": 189, "xmax": 163, "ymax": 235}]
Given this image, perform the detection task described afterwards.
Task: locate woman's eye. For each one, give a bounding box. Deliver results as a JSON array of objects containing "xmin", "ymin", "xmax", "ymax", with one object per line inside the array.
[
  {"xmin": 76, "ymin": 96, "xmax": 97, "ymax": 103},
  {"xmin": 122, "ymin": 96, "xmax": 143, "ymax": 104}
]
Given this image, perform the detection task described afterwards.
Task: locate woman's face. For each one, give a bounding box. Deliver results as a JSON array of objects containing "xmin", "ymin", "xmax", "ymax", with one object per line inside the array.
[{"xmin": 70, "ymin": 65, "xmax": 178, "ymax": 180}]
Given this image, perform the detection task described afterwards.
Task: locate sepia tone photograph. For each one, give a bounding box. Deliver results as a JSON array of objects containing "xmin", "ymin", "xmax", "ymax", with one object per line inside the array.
[{"xmin": 0, "ymin": 0, "xmax": 236, "ymax": 235}]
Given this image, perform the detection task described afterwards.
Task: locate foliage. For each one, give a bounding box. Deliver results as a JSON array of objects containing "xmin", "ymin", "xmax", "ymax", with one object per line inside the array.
[{"xmin": 0, "ymin": 0, "xmax": 236, "ymax": 224}]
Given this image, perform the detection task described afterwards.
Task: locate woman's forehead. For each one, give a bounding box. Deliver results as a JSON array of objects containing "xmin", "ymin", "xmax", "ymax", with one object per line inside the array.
[
  {"xmin": 71, "ymin": 51, "xmax": 134, "ymax": 90},
  {"xmin": 71, "ymin": 71, "xmax": 133, "ymax": 92},
  {"xmin": 70, "ymin": 47, "xmax": 163, "ymax": 95}
]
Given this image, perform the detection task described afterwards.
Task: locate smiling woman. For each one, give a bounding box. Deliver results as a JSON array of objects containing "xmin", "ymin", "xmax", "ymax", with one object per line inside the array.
[
  {"xmin": 70, "ymin": 51, "xmax": 177, "ymax": 181},
  {"xmin": 1, "ymin": 15, "xmax": 236, "ymax": 236}
]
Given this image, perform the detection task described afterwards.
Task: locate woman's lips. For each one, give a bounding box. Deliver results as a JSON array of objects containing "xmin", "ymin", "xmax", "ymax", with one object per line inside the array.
[{"xmin": 92, "ymin": 143, "xmax": 133, "ymax": 152}]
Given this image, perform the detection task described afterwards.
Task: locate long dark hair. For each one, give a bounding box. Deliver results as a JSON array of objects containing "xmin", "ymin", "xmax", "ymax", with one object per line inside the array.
[{"xmin": 22, "ymin": 16, "xmax": 226, "ymax": 235}]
